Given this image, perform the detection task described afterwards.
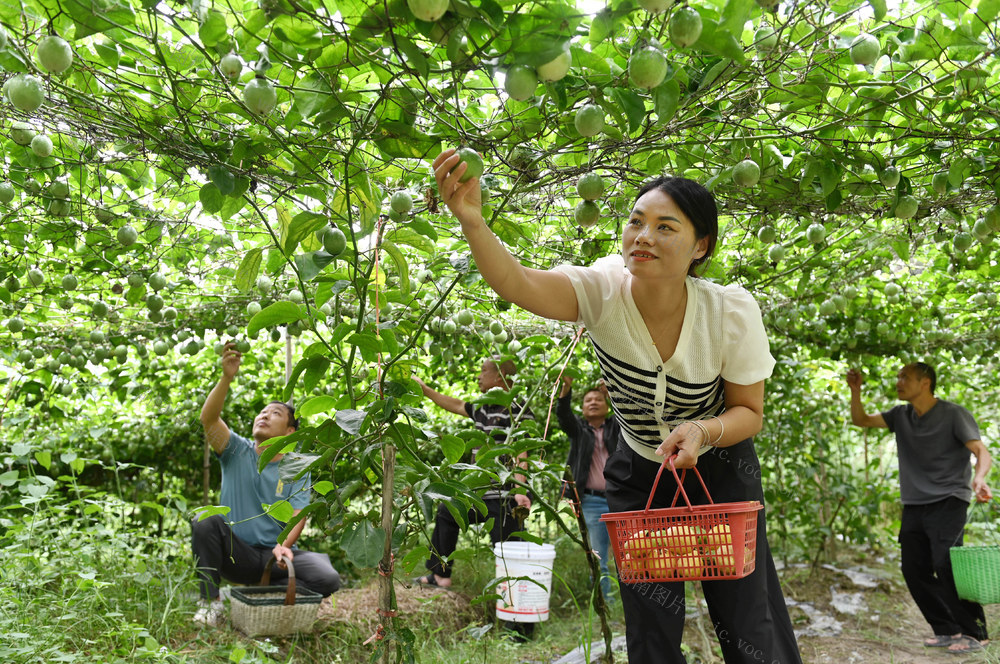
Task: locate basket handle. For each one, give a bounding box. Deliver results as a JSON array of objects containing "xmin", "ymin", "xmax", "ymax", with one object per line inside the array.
[
  {"xmin": 953, "ymin": 498, "xmax": 998, "ymax": 548},
  {"xmin": 260, "ymin": 554, "xmax": 297, "ymax": 606},
  {"xmin": 643, "ymin": 455, "xmax": 715, "ymax": 512}
]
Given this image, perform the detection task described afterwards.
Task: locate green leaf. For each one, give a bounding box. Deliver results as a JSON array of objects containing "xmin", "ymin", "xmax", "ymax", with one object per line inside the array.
[
  {"xmin": 290, "ymin": 73, "xmax": 335, "ymax": 119},
  {"xmin": 440, "ymin": 434, "xmax": 466, "ymax": 464},
  {"xmin": 302, "ymin": 357, "xmax": 330, "ymax": 394},
  {"xmin": 95, "ymin": 40, "xmax": 120, "ymax": 68},
  {"xmin": 298, "ymin": 395, "xmax": 338, "ymax": 417},
  {"xmin": 868, "ymin": 0, "xmax": 887, "ymax": 20},
  {"xmin": 64, "ymin": 0, "xmax": 136, "ymax": 38},
  {"xmin": 891, "ymin": 240, "xmax": 911, "ymax": 261},
  {"xmin": 976, "ymin": 0, "xmax": 1000, "ymax": 26},
  {"xmin": 272, "ymin": 15, "xmax": 325, "ymax": 49},
  {"xmin": 374, "ymin": 122, "xmax": 441, "ymax": 159},
  {"xmin": 34, "ymin": 451, "xmax": 51, "ymax": 470},
  {"xmin": 294, "ymin": 250, "xmax": 337, "ymax": 281},
  {"xmin": 819, "ymin": 161, "xmax": 841, "ymax": 196},
  {"xmin": 609, "ymin": 88, "xmax": 646, "ymax": 135},
  {"xmin": 199, "ymin": 183, "xmax": 224, "ymax": 214},
  {"xmin": 340, "ymin": 520, "xmax": 385, "ymax": 568},
  {"xmin": 388, "ymin": 35, "xmax": 429, "ymax": 80},
  {"xmin": 276, "ymin": 502, "xmax": 324, "ymax": 545},
  {"xmin": 384, "ymin": 227, "xmax": 436, "ymax": 254},
  {"xmin": 695, "ymin": 18, "xmax": 746, "ymax": 64},
  {"xmin": 234, "ymin": 247, "xmax": 264, "ymax": 294},
  {"xmin": 282, "ymin": 356, "xmax": 328, "ymax": 401},
  {"xmin": 589, "ymin": 11, "xmax": 613, "ymax": 46},
  {"xmin": 199, "ymin": 10, "xmax": 229, "ymax": 48},
  {"xmin": 379, "ymin": 328, "xmax": 398, "ymax": 355},
  {"xmin": 405, "ymin": 216, "xmax": 437, "ymax": 243},
  {"xmin": 948, "ymin": 159, "xmax": 968, "ymax": 187},
  {"xmin": 720, "ymin": 0, "xmax": 753, "ymax": 35},
  {"xmin": 653, "ymin": 79, "xmax": 680, "ymax": 124},
  {"xmin": 0, "ymin": 470, "xmax": 19, "ymax": 487},
  {"xmin": 247, "ymin": 302, "xmax": 305, "ymax": 337},
  {"xmin": 313, "ymin": 480, "xmax": 334, "ymax": 495},
  {"xmin": 398, "ymin": 545, "xmax": 431, "ymax": 574},
  {"xmin": 257, "ymin": 434, "xmax": 297, "ymax": 467},
  {"xmin": 193, "ymin": 505, "xmax": 232, "ymax": 521},
  {"xmin": 263, "ymin": 499, "xmax": 294, "ymax": 523},
  {"xmin": 330, "ymin": 321, "xmax": 354, "ymax": 345},
  {"xmin": 824, "ymin": 188, "xmax": 842, "ymax": 212},
  {"xmin": 207, "ymin": 164, "xmax": 236, "ymax": 196},
  {"xmin": 336, "ymin": 409, "xmax": 367, "ymax": 435},
  {"xmin": 382, "ymin": 241, "xmax": 410, "ymax": 296},
  {"xmin": 284, "ymin": 212, "xmax": 328, "ymax": 256},
  {"xmin": 347, "ymin": 332, "xmax": 384, "ymax": 353}
]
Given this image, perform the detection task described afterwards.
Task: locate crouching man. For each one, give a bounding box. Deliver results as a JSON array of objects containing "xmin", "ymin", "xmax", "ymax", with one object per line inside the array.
[{"xmin": 192, "ymin": 342, "xmax": 341, "ymax": 626}]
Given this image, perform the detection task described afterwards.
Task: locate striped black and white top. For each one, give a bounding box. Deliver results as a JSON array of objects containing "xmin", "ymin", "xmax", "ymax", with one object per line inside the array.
[
  {"xmin": 555, "ymin": 255, "xmax": 775, "ymax": 462},
  {"xmin": 463, "ymin": 402, "xmax": 534, "ymax": 496}
]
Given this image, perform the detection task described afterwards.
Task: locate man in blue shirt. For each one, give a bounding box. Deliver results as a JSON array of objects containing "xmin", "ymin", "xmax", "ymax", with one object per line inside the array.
[
  {"xmin": 192, "ymin": 342, "xmax": 341, "ymax": 626},
  {"xmin": 847, "ymin": 362, "xmax": 992, "ymax": 654}
]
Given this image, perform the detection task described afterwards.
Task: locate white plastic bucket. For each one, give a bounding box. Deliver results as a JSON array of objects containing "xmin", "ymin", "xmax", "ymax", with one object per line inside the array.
[{"xmin": 493, "ymin": 541, "xmax": 556, "ymax": 623}]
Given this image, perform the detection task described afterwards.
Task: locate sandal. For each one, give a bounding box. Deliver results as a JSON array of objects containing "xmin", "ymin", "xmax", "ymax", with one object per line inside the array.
[
  {"xmin": 926, "ymin": 634, "xmax": 958, "ymax": 647},
  {"xmin": 948, "ymin": 636, "xmax": 984, "ymax": 654}
]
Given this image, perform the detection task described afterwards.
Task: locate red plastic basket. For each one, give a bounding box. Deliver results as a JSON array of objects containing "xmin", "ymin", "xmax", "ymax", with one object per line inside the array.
[{"xmin": 600, "ymin": 456, "xmax": 762, "ymax": 583}]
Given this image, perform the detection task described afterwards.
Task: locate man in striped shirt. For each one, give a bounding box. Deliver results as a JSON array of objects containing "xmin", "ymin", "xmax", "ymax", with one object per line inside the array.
[{"xmin": 413, "ymin": 358, "xmax": 534, "ymax": 589}]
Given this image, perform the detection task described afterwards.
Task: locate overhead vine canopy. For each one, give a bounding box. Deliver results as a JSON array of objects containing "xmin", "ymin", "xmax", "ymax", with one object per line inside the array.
[
  {"xmin": 1, "ymin": 0, "xmax": 999, "ymax": 415},
  {"xmin": 3, "ymin": 3, "xmax": 1000, "ymax": 659}
]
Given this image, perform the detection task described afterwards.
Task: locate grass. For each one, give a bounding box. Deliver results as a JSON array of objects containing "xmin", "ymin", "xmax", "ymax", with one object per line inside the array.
[
  {"xmin": 2, "ymin": 467, "xmax": 759, "ymax": 664},
  {"xmin": 0, "ymin": 474, "xmax": 636, "ymax": 664}
]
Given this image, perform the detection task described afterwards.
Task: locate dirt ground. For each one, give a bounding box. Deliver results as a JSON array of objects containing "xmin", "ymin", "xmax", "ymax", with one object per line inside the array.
[
  {"xmin": 778, "ymin": 561, "xmax": 997, "ymax": 664},
  {"xmin": 319, "ymin": 559, "xmax": 999, "ymax": 663}
]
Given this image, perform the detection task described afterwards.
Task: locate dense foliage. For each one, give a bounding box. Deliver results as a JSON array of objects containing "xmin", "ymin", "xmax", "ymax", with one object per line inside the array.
[{"xmin": 3, "ymin": 0, "xmax": 1000, "ymax": 659}]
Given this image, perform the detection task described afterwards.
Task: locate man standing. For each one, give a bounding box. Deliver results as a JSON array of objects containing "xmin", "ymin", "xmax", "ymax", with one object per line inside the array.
[
  {"xmin": 847, "ymin": 362, "xmax": 992, "ymax": 654},
  {"xmin": 192, "ymin": 342, "xmax": 341, "ymax": 626},
  {"xmin": 413, "ymin": 358, "xmax": 534, "ymax": 589},
  {"xmin": 557, "ymin": 376, "xmax": 619, "ymax": 600}
]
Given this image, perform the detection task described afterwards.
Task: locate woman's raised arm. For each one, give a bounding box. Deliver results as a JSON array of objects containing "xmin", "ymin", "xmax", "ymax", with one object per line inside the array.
[{"xmin": 433, "ymin": 148, "xmax": 579, "ymax": 323}]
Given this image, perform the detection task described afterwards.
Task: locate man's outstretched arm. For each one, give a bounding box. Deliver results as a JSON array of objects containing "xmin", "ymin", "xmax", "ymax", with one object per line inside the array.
[
  {"xmin": 201, "ymin": 342, "xmax": 240, "ymax": 454},
  {"xmin": 846, "ymin": 368, "xmax": 887, "ymax": 429},
  {"xmin": 414, "ymin": 376, "xmax": 467, "ymax": 416}
]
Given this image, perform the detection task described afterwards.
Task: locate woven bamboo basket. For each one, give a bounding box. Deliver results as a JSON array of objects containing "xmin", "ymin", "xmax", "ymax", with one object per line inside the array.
[{"xmin": 230, "ymin": 555, "xmax": 322, "ymax": 636}]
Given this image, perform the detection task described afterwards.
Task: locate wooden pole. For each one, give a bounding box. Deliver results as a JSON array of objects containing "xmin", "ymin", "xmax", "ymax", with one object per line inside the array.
[{"xmin": 378, "ymin": 442, "xmax": 396, "ymax": 664}]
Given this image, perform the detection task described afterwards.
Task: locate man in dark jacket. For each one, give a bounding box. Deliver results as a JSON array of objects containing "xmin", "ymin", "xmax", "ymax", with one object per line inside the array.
[{"xmin": 557, "ymin": 376, "xmax": 620, "ymax": 600}]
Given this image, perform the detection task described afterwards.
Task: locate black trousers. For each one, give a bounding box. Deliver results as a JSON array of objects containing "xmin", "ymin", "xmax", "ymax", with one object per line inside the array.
[
  {"xmin": 191, "ymin": 514, "xmax": 342, "ymax": 599},
  {"xmin": 425, "ymin": 495, "xmax": 522, "ymax": 578},
  {"xmin": 605, "ymin": 441, "xmax": 803, "ymax": 664},
  {"xmin": 899, "ymin": 498, "xmax": 987, "ymax": 640}
]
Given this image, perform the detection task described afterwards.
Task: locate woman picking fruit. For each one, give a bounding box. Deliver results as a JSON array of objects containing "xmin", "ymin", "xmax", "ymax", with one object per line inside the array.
[{"xmin": 432, "ymin": 147, "xmax": 802, "ymax": 663}]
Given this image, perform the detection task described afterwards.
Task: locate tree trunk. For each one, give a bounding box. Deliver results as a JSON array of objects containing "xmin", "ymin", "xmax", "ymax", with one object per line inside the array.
[
  {"xmin": 569, "ymin": 483, "xmax": 615, "ymax": 663},
  {"xmin": 379, "ymin": 442, "xmax": 397, "ymax": 664}
]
